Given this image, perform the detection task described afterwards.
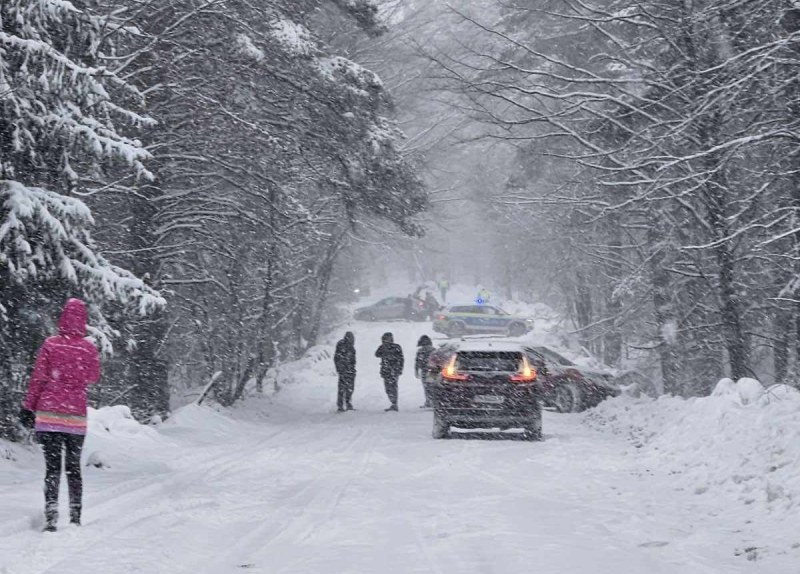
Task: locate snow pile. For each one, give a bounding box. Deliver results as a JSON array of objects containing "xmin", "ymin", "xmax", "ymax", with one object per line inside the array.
[
  {"xmin": 270, "ymin": 19, "xmax": 316, "ymax": 57},
  {"xmin": 275, "ymin": 344, "xmax": 335, "ymax": 388},
  {"xmin": 166, "ymin": 402, "xmax": 242, "ymax": 434},
  {"xmin": 317, "ymin": 56, "xmax": 382, "ymax": 94},
  {"xmin": 88, "ymin": 405, "xmax": 160, "ymax": 438},
  {"xmin": 235, "ymin": 33, "xmax": 265, "ymax": 62},
  {"xmin": 0, "ymin": 439, "xmax": 37, "ymax": 471},
  {"xmin": 84, "ymin": 405, "xmax": 166, "ymax": 470},
  {"xmin": 585, "ymin": 378, "xmax": 800, "ymax": 518}
]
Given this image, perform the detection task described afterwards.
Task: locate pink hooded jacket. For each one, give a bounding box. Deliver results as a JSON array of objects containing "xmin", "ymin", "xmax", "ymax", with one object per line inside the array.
[{"xmin": 23, "ymin": 299, "xmax": 101, "ymax": 420}]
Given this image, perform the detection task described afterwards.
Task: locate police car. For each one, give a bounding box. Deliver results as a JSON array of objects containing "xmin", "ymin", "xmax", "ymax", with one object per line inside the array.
[{"xmin": 432, "ymin": 304, "xmax": 534, "ymax": 338}]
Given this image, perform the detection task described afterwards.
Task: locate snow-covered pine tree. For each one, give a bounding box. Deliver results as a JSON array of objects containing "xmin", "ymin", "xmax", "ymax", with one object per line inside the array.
[{"xmin": 0, "ymin": 0, "xmax": 164, "ymax": 438}]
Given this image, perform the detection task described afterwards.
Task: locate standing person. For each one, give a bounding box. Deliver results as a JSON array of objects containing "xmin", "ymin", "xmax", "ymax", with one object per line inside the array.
[
  {"xmin": 19, "ymin": 298, "xmax": 101, "ymax": 532},
  {"xmin": 424, "ymin": 292, "xmax": 440, "ymax": 320},
  {"xmin": 438, "ymin": 278, "xmax": 449, "ymax": 303},
  {"xmin": 403, "ymin": 295, "xmax": 414, "ymax": 320},
  {"xmin": 334, "ymin": 331, "xmax": 356, "ymax": 412},
  {"xmin": 415, "ymin": 335, "xmax": 435, "ymax": 408},
  {"xmin": 375, "ymin": 332, "xmax": 404, "ymax": 411}
]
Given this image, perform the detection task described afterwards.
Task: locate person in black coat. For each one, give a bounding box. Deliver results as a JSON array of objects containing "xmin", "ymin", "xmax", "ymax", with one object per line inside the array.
[
  {"xmin": 415, "ymin": 335, "xmax": 434, "ymax": 408},
  {"xmin": 334, "ymin": 331, "xmax": 356, "ymax": 412},
  {"xmin": 424, "ymin": 292, "xmax": 440, "ymax": 320},
  {"xmin": 375, "ymin": 332, "xmax": 403, "ymax": 411}
]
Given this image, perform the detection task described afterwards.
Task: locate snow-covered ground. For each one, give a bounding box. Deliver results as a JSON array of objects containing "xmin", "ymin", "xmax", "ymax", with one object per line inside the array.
[{"xmin": 2, "ymin": 301, "xmax": 799, "ymax": 573}]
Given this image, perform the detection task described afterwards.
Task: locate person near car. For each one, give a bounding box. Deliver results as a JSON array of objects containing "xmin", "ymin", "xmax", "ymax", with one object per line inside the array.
[
  {"xmin": 403, "ymin": 295, "xmax": 414, "ymax": 320},
  {"xmin": 375, "ymin": 332, "xmax": 404, "ymax": 411},
  {"xmin": 334, "ymin": 331, "xmax": 356, "ymax": 412},
  {"xmin": 424, "ymin": 292, "xmax": 439, "ymax": 320},
  {"xmin": 19, "ymin": 298, "xmax": 101, "ymax": 532},
  {"xmin": 477, "ymin": 287, "xmax": 491, "ymax": 304},
  {"xmin": 415, "ymin": 335, "xmax": 435, "ymax": 408},
  {"xmin": 438, "ymin": 278, "xmax": 449, "ymax": 302}
]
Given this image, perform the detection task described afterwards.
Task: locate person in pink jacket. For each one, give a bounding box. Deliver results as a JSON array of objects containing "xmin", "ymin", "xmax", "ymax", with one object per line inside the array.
[{"xmin": 20, "ymin": 298, "xmax": 101, "ymax": 531}]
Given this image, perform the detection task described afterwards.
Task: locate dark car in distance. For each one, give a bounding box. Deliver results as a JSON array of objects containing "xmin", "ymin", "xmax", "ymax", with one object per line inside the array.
[
  {"xmin": 425, "ymin": 341, "xmax": 543, "ymax": 441},
  {"xmin": 353, "ymin": 296, "xmax": 427, "ymax": 322}
]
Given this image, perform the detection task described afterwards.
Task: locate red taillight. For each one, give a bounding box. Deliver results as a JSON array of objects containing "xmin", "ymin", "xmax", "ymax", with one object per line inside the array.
[
  {"xmin": 442, "ymin": 355, "xmax": 469, "ymax": 381},
  {"xmin": 510, "ymin": 355, "xmax": 537, "ymax": 383},
  {"xmin": 437, "ymin": 314, "xmax": 446, "ymax": 321}
]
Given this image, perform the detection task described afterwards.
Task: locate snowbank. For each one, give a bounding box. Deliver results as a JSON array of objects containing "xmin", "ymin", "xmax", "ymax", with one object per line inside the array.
[
  {"xmin": 584, "ymin": 378, "xmax": 800, "ymax": 520},
  {"xmin": 0, "ymin": 405, "xmax": 165, "ymax": 474},
  {"xmin": 89, "ymin": 405, "xmax": 159, "ymax": 438}
]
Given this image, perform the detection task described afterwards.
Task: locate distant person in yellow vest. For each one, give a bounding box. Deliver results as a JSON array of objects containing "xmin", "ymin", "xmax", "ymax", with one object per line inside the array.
[
  {"xmin": 477, "ymin": 287, "xmax": 490, "ymax": 304},
  {"xmin": 438, "ymin": 278, "xmax": 449, "ymax": 302}
]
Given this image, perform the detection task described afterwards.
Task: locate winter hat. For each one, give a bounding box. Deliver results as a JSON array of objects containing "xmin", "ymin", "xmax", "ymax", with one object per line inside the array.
[{"xmin": 58, "ymin": 298, "xmax": 88, "ymax": 338}]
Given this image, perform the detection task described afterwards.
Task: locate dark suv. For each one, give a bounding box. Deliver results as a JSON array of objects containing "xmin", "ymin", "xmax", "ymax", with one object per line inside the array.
[{"xmin": 426, "ymin": 341, "xmax": 542, "ymax": 441}]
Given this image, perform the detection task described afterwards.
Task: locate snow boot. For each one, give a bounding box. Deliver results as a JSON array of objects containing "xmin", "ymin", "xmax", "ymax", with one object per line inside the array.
[
  {"xmin": 69, "ymin": 505, "xmax": 81, "ymax": 526},
  {"xmin": 43, "ymin": 506, "xmax": 58, "ymax": 532},
  {"xmin": 346, "ymin": 403, "xmax": 355, "ymax": 411},
  {"xmin": 385, "ymin": 405, "xmax": 398, "ymax": 412}
]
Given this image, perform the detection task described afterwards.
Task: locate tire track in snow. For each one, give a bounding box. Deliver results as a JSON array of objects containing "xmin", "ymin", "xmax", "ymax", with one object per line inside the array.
[
  {"xmin": 195, "ymin": 425, "xmax": 376, "ymax": 573},
  {"xmin": 2, "ymin": 425, "xmax": 297, "ymax": 574}
]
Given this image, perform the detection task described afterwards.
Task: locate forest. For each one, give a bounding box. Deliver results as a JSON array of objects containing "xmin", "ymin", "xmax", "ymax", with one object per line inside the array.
[
  {"xmin": 2, "ymin": 0, "xmax": 799, "ymax": 438},
  {"xmin": 0, "ymin": 0, "xmax": 428, "ymax": 437}
]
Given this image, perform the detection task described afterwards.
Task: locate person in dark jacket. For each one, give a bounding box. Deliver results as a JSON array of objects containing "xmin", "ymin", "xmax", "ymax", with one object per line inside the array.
[
  {"xmin": 415, "ymin": 335, "xmax": 435, "ymax": 408},
  {"xmin": 375, "ymin": 332, "xmax": 404, "ymax": 411},
  {"xmin": 424, "ymin": 292, "xmax": 440, "ymax": 320},
  {"xmin": 334, "ymin": 331, "xmax": 356, "ymax": 412}
]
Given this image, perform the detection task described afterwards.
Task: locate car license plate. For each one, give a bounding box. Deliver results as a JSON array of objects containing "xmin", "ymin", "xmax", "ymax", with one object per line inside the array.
[{"xmin": 474, "ymin": 395, "xmax": 504, "ymax": 405}]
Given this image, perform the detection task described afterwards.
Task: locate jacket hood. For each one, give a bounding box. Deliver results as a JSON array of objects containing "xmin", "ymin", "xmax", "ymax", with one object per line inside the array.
[
  {"xmin": 58, "ymin": 298, "xmax": 88, "ymax": 337},
  {"xmin": 382, "ymin": 332, "xmax": 394, "ymax": 344},
  {"xmin": 417, "ymin": 335, "xmax": 432, "ymax": 347},
  {"xmin": 344, "ymin": 331, "xmax": 354, "ymax": 345}
]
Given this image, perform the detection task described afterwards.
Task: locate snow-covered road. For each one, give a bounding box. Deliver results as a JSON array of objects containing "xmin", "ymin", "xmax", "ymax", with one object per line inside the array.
[{"xmin": 1, "ymin": 319, "xmax": 794, "ymax": 573}]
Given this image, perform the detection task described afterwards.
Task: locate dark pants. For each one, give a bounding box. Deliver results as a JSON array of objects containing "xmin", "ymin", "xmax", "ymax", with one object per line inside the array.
[
  {"xmin": 38, "ymin": 432, "xmax": 85, "ymax": 524},
  {"xmin": 383, "ymin": 374, "xmax": 399, "ymax": 407},
  {"xmin": 419, "ymin": 376, "xmax": 431, "ymax": 407},
  {"xmin": 337, "ymin": 374, "xmax": 355, "ymax": 409}
]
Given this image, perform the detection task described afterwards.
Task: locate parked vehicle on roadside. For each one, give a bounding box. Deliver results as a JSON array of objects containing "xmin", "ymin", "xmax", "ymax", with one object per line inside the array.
[
  {"xmin": 432, "ymin": 304, "xmax": 534, "ymax": 337},
  {"xmin": 425, "ymin": 341, "xmax": 543, "ymax": 441},
  {"xmin": 354, "ymin": 296, "xmax": 427, "ymax": 322},
  {"xmin": 526, "ymin": 346, "xmax": 622, "ymax": 413},
  {"xmin": 425, "ymin": 340, "xmax": 626, "ymax": 415}
]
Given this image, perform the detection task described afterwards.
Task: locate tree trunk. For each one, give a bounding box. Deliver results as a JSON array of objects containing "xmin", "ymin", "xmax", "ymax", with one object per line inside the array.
[
  {"xmin": 126, "ymin": 186, "xmax": 171, "ymax": 420},
  {"xmin": 774, "ymin": 310, "xmax": 790, "ymax": 384},
  {"xmin": 703, "ymin": 161, "xmax": 749, "ymax": 379},
  {"xmin": 603, "ymin": 216, "xmax": 623, "ymax": 367},
  {"xmin": 648, "ymin": 220, "xmax": 682, "ymax": 395},
  {"xmin": 573, "ymin": 270, "xmax": 593, "ymax": 350}
]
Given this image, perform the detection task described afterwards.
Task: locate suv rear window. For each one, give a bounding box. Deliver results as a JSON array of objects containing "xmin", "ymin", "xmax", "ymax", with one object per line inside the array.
[{"xmin": 457, "ymin": 351, "xmax": 522, "ymax": 372}]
